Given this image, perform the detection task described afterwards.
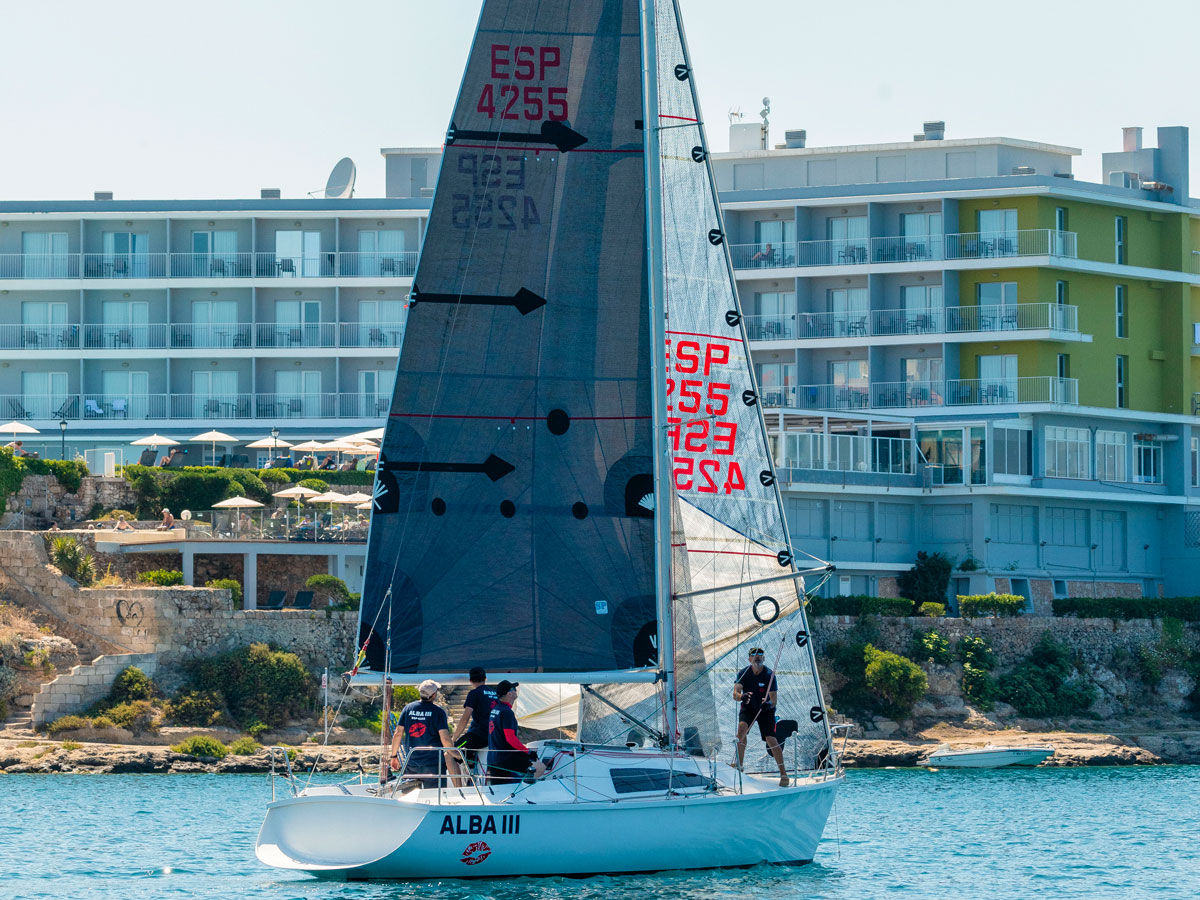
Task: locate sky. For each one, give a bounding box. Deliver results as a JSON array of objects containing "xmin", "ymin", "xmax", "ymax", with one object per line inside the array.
[{"xmin": 1, "ymin": 0, "xmax": 1197, "ymax": 201}]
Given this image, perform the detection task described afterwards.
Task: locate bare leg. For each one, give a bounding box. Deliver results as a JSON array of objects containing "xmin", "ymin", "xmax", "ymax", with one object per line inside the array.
[
  {"xmin": 735, "ymin": 720, "xmax": 750, "ymax": 769},
  {"xmin": 766, "ymin": 736, "xmax": 788, "ymax": 786}
]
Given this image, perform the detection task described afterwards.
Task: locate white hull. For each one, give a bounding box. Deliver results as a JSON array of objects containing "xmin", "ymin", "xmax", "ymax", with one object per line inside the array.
[
  {"xmin": 257, "ymin": 748, "xmax": 841, "ymax": 879},
  {"xmin": 927, "ymin": 746, "xmax": 1054, "ymax": 768}
]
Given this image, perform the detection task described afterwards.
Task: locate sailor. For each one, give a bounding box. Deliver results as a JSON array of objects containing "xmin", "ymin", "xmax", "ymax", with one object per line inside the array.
[
  {"xmin": 450, "ymin": 666, "xmax": 497, "ymax": 774},
  {"xmin": 486, "ymin": 681, "xmax": 546, "ymax": 785},
  {"xmin": 389, "ymin": 679, "xmax": 457, "ymax": 785},
  {"xmin": 734, "ymin": 647, "xmax": 790, "ymax": 787}
]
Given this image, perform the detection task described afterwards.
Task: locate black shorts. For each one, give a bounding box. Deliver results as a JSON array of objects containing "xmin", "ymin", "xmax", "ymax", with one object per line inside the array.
[
  {"xmin": 738, "ymin": 706, "xmax": 777, "ymax": 741},
  {"xmin": 456, "ymin": 731, "xmax": 487, "ymax": 764}
]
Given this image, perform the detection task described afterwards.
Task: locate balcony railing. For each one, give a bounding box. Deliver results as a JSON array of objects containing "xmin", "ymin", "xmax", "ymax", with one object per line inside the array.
[
  {"xmin": 0, "ymin": 321, "xmax": 405, "ymax": 351},
  {"xmin": 0, "ymin": 251, "xmax": 419, "ymax": 280},
  {"xmin": 745, "ymin": 303, "xmax": 1078, "ymax": 341},
  {"xmin": 774, "ymin": 431, "xmax": 918, "ymax": 475},
  {"xmin": 731, "ymin": 229, "xmax": 1078, "ymax": 271},
  {"xmin": 4, "ymin": 392, "xmax": 394, "ymax": 421},
  {"xmin": 763, "ymin": 376, "xmax": 1078, "ymax": 411}
]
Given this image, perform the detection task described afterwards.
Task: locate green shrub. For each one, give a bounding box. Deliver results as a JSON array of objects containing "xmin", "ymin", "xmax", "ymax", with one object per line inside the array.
[
  {"xmin": 60, "ymin": 740, "xmax": 82, "ymax": 751},
  {"xmin": 23, "ymin": 647, "xmax": 52, "ymax": 671},
  {"xmin": 171, "ymin": 735, "xmax": 228, "ymax": 759},
  {"xmin": 917, "ymin": 602, "xmax": 946, "ymax": 618},
  {"xmin": 108, "ymin": 666, "xmax": 157, "ymax": 703},
  {"xmin": 896, "ymin": 551, "xmax": 954, "ymax": 608},
  {"xmin": 297, "ymin": 477, "xmax": 329, "ymax": 492},
  {"xmin": 136, "ymin": 569, "xmax": 184, "ymax": 587},
  {"xmin": 104, "ymin": 700, "xmax": 156, "ymax": 733},
  {"xmin": 961, "ymin": 663, "xmax": 997, "ymax": 711},
  {"xmin": 1052, "ymin": 596, "xmax": 1200, "ymax": 622},
  {"xmin": 205, "ymin": 578, "xmax": 242, "ymax": 607},
  {"xmin": 807, "ymin": 595, "xmax": 915, "ymax": 617},
  {"xmin": 164, "ymin": 689, "xmax": 224, "ymax": 727},
  {"xmin": 47, "ymin": 715, "xmax": 92, "ymax": 734},
  {"xmin": 185, "ymin": 642, "xmax": 314, "ymax": 727},
  {"xmin": 305, "ymin": 574, "xmax": 350, "ymax": 608},
  {"xmin": 863, "ymin": 644, "xmax": 928, "ymax": 718},
  {"xmin": 20, "ymin": 458, "xmax": 89, "ymax": 494},
  {"xmin": 90, "ymin": 715, "xmax": 116, "ymax": 729},
  {"xmin": 228, "ymin": 737, "xmax": 262, "ymax": 755},
  {"xmin": 48, "ymin": 535, "xmax": 95, "ymax": 586},
  {"xmin": 245, "ymin": 720, "xmax": 269, "ymax": 739},
  {"xmin": 998, "ymin": 632, "xmax": 1097, "ymax": 718},
  {"xmin": 910, "ymin": 629, "xmax": 951, "ymax": 665},
  {"xmin": 97, "ymin": 509, "xmax": 137, "ymax": 521},
  {"xmin": 0, "ymin": 664, "xmax": 17, "ymax": 704},
  {"xmin": 958, "ymin": 635, "xmax": 995, "ymax": 670},
  {"xmin": 259, "ymin": 468, "xmax": 372, "ymax": 487},
  {"xmin": 959, "ymin": 593, "xmax": 1026, "ymax": 618}
]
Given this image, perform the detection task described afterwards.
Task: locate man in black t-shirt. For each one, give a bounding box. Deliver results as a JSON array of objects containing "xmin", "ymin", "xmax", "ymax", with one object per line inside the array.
[
  {"xmin": 486, "ymin": 681, "xmax": 547, "ymax": 785},
  {"xmin": 451, "ymin": 666, "xmax": 498, "ymax": 773},
  {"xmin": 734, "ymin": 647, "xmax": 789, "ymax": 786},
  {"xmin": 389, "ymin": 679, "xmax": 456, "ymax": 785}
]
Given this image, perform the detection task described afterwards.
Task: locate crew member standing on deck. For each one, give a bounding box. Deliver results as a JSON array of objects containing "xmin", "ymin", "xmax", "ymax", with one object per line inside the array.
[
  {"xmin": 390, "ymin": 679, "xmax": 457, "ymax": 785},
  {"xmin": 734, "ymin": 648, "xmax": 790, "ymax": 786},
  {"xmin": 486, "ymin": 681, "xmax": 547, "ymax": 785},
  {"xmin": 450, "ymin": 666, "xmax": 497, "ymax": 775}
]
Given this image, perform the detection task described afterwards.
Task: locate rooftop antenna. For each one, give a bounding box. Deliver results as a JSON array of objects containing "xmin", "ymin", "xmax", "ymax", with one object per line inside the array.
[
  {"xmin": 759, "ymin": 97, "xmax": 771, "ymax": 129},
  {"xmin": 312, "ymin": 157, "xmax": 356, "ymax": 199},
  {"xmin": 728, "ymin": 106, "xmax": 744, "ymax": 124}
]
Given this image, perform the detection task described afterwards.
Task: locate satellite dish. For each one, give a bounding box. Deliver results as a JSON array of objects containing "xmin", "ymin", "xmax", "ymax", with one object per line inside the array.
[{"xmin": 324, "ymin": 157, "xmax": 356, "ymax": 199}]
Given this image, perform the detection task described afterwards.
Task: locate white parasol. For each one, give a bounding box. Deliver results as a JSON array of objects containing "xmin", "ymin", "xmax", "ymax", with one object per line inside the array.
[{"xmin": 190, "ymin": 430, "xmax": 238, "ymax": 464}]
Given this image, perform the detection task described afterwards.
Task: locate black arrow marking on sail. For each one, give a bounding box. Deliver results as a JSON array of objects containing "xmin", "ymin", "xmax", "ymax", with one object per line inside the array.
[
  {"xmin": 410, "ymin": 286, "xmax": 547, "ymax": 316},
  {"xmin": 446, "ymin": 119, "xmax": 588, "ymax": 153},
  {"xmin": 383, "ymin": 454, "xmax": 516, "ymax": 483}
]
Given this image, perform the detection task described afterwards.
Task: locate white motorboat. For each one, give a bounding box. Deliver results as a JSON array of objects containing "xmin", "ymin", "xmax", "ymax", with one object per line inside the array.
[
  {"xmin": 926, "ymin": 743, "xmax": 1055, "ymax": 768},
  {"xmin": 257, "ymin": 0, "xmax": 843, "ymax": 879}
]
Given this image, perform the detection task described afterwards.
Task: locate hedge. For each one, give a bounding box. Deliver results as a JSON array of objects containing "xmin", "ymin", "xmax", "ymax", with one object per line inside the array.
[
  {"xmin": 136, "ymin": 569, "xmax": 184, "ymax": 587},
  {"xmin": 1052, "ymin": 596, "xmax": 1200, "ymax": 622},
  {"xmin": 0, "ymin": 449, "xmax": 90, "ymax": 512},
  {"xmin": 259, "ymin": 468, "xmax": 373, "ymax": 486},
  {"xmin": 959, "ymin": 593, "xmax": 1026, "ymax": 617},
  {"xmin": 807, "ymin": 595, "xmax": 915, "ymax": 617}
]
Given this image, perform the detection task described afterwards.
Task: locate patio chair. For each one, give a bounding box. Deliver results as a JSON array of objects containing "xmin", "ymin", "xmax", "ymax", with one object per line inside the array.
[
  {"xmin": 166, "ymin": 448, "xmax": 189, "ymax": 468},
  {"xmin": 380, "ymin": 257, "xmax": 396, "ymax": 276},
  {"xmin": 8, "ymin": 399, "xmax": 30, "ymax": 418},
  {"xmin": 111, "ymin": 398, "xmax": 128, "ymax": 418},
  {"xmin": 260, "ymin": 590, "xmax": 286, "ymax": 610},
  {"xmin": 291, "ymin": 591, "xmax": 314, "ymax": 609},
  {"xmin": 137, "ymin": 449, "xmax": 157, "ymax": 466},
  {"xmin": 84, "ymin": 399, "xmax": 104, "ymax": 417},
  {"xmin": 277, "ymin": 257, "xmax": 296, "ymax": 277}
]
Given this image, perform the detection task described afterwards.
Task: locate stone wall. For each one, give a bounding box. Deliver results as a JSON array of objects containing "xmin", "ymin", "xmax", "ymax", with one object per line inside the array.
[
  {"xmin": 31, "ymin": 652, "xmax": 158, "ymax": 727},
  {"xmin": 258, "ymin": 554, "xmax": 331, "ymax": 606},
  {"xmin": 3, "ymin": 474, "xmax": 138, "ymax": 528},
  {"xmin": 1067, "ymin": 580, "xmax": 1143, "ymax": 599}
]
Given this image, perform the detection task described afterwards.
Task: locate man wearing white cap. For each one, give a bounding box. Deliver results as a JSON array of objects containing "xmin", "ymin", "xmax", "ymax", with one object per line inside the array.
[{"xmin": 389, "ymin": 679, "xmax": 457, "ymax": 785}]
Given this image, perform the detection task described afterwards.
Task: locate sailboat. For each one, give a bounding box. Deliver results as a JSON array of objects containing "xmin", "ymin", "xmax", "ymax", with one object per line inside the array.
[{"xmin": 256, "ymin": 0, "xmax": 842, "ymax": 878}]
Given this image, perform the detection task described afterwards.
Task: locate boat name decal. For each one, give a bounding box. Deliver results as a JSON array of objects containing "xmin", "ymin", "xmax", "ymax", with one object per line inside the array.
[
  {"xmin": 460, "ymin": 840, "xmax": 492, "ymax": 866},
  {"xmin": 441, "ymin": 813, "xmax": 519, "ymax": 835}
]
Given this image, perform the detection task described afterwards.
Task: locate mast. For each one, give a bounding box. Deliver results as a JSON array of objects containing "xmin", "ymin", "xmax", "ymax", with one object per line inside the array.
[{"xmin": 639, "ymin": 0, "xmax": 677, "ymax": 747}]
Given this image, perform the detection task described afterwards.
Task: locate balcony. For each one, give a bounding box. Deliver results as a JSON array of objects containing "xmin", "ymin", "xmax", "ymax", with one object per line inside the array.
[
  {"xmin": 5, "ymin": 392, "xmax": 393, "ymax": 422},
  {"xmin": 0, "ymin": 251, "xmax": 419, "ymax": 281},
  {"xmin": 0, "ymin": 322, "xmax": 405, "ymax": 351},
  {"xmin": 730, "ymin": 229, "xmax": 1078, "ymax": 271},
  {"xmin": 765, "ymin": 376, "xmax": 1078, "ymax": 411},
  {"xmin": 773, "ymin": 431, "xmax": 921, "ymax": 487},
  {"xmin": 744, "ymin": 303, "xmax": 1079, "ymax": 342}
]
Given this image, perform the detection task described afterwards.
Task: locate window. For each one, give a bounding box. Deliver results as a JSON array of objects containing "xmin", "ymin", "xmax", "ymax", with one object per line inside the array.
[
  {"xmin": 275, "ymin": 299, "xmax": 323, "ymax": 347},
  {"xmin": 755, "ymin": 362, "xmax": 797, "ymax": 407},
  {"xmin": 1057, "ymin": 354, "xmax": 1070, "ymax": 380},
  {"xmin": 827, "ymin": 359, "xmax": 868, "ymax": 387},
  {"xmin": 190, "ymin": 299, "xmax": 239, "ymax": 348},
  {"xmin": 993, "ymin": 426, "xmax": 1032, "ymax": 477},
  {"xmin": 1115, "ymin": 216, "xmax": 1127, "ymax": 264},
  {"xmin": 978, "ymin": 209, "xmax": 1018, "ymax": 255},
  {"xmin": 20, "ymin": 370, "xmax": 69, "ymax": 418},
  {"xmin": 1134, "ymin": 438, "xmax": 1162, "ymax": 484},
  {"xmin": 902, "ymin": 357, "xmax": 944, "ymax": 384},
  {"xmin": 357, "ymin": 368, "xmax": 396, "ymax": 417},
  {"xmin": 610, "ymin": 767, "xmax": 707, "ymax": 794},
  {"xmin": 100, "ymin": 300, "xmax": 150, "ymax": 349},
  {"xmin": 1055, "ymin": 280, "xmax": 1069, "ymax": 306},
  {"xmin": 357, "ymin": 298, "xmax": 406, "ymax": 346},
  {"xmin": 1055, "ymin": 207, "xmax": 1068, "ymax": 232},
  {"xmin": 978, "ymin": 353, "xmax": 1018, "ymax": 402},
  {"xmin": 21, "ymin": 301, "xmax": 69, "ymax": 347},
  {"xmin": 1192, "ymin": 436, "xmax": 1199, "ymax": 487},
  {"xmin": 100, "ymin": 369, "xmax": 149, "ymax": 418},
  {"xmin": 754, "ymin": 218, "xmax": 796, "ymax": 246},
  {"xmin": 274, "ymin": 369, "xmax": 323, "ymax": 417},
  {"xmin": 1044, "ymin": 426, "xmax": 1090, "ymax": 479},
  {"xmin": 21, "ymin": 231, "xmax": 69, "ymax": 277},
  {"xmin": 1115, "ymin": 285, "xmax": 1127, "ymax": 338},
  {"xmin": 190, "ymin": 230, "xmax": 237, "ymax": 276},
  {"xmin": 1116, "ymin": 355, "xmax": 1128, "ymax": 408},
  {"xmin": 901, "ymin": 284, "xmax": 943, "ymax": 313},
  {"xmin": 787, "ymin": 498, "xmax": 826, "ymax": 538},
  {"xmin": 901, "ymin": 213, "xmax": 942, "ymax": 258},
  {"xmin": 991, "ymin": 503, "xmax": 1036, "ymax": 544},
  {"xmin": 1053, "ymin": 208, "xmax": 1070, "ymax": 255},
  {"xmin": 977, "ymin": 282, "xmax": 1018, "ymax": 329},
  {"xmin": 918, "ymin": 428, "xmax": 964, "ymax": 485},
  {"xmin": 275, "ymin": 230, "xmax": 323, "ymax": 276},
  {"xmin": 356, "ymin": 229, "xmax": 406, "ymax": 276},
  {"xmin": 1096, "ymin": 430, "xmax": 1128, "ymax": 482},
  {"xmin": 827, "ymin": 288, "xmax": 868, "ymax": 335},
  {"xmin": 191, "ymin": 369, "xmax": 239, "ymax": 422},
  {"xmin": 1046, "ymin": 507, "xmax": 1088, "ymax": 546},
  {"xmin": 102, "ymin": 231, "xmax": 151, "ymax": 277}
]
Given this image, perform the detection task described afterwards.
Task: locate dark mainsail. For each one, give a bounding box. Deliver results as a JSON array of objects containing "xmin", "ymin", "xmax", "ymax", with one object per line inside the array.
[{"xmin": 360, "ymin": 0, "xmax": 659, "ymax": 673}]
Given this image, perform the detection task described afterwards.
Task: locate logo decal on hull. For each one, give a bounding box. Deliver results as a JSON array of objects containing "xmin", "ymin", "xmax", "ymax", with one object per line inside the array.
[{"xmin": 461, "ymin": 841, "xmax": 492, "ymax": 866}]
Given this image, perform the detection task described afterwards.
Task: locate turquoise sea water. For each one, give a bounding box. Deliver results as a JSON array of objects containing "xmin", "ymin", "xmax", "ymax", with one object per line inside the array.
[{"xmin": 1, "ymin": 766, "xmax": 1196, "ymax": 899}]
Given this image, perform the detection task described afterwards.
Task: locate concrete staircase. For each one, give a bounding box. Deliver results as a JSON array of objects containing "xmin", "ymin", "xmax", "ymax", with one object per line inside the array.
[{"xmin": 30, "ymin": 652, "xmax": 158, "ymax": 728}]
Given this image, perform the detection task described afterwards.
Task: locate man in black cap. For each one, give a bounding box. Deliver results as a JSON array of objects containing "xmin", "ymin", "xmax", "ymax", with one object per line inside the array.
[
  {"xmin": 734, "ymin": 647, "xmax": 789, "ymax": 786},
  {"xmin": 486, "ymin": 681, "xmax": 546, "ymax": 785},
  {"xmin": 450, "ymin": 666, "xmax": 497, "ymax": 775}
]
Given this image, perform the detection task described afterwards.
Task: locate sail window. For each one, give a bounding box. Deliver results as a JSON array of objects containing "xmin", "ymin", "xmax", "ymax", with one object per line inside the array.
[{"xmin": 609, "ymin": 767, "xmax": 708, "ymax": 795}]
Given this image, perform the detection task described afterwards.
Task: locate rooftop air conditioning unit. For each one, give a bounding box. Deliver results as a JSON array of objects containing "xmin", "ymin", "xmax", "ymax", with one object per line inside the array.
[
  {"xmin": 784, "ymin": 129, "xmax": 806, "ymax": 149},
  {"xmin": 93, "ymin": 191, "xmax": 113, "ymax": 201},
  {"xmin": 1012, "ymin": 165, "xmax": 1036, "ymax": 175},
  {"xmin": 261, "ymin": 188, "xmax": 281, "ymax": 199}
]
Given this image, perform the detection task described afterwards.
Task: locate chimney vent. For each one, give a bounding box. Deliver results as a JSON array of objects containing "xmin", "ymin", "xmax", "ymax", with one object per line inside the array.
[
  {"xmin": 93, "ymin": 191, "xmax": 113, "ymax": 201},
  {"xmin": 922, "ymin": 121, "xmax": 945, "ymax": 141},
  {"xmin": 261, "ymin": 188, "xmax": 281, "ymax": 199},
  {"xmin": 1122, "ymin": 126, "xmax": 1143, "ymax": 152},
  {"xmin": 912, "ymin": 134, "xmax": 926, "ymax": 142},
  {"xmin": 784, "ymin": 129, "xmax": 807, "ymax": 149}
]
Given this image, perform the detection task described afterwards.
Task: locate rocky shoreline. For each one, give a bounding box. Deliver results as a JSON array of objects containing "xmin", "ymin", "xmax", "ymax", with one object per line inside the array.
[{"xmin": 2, "ymin": 725, "xmax": 1194, "ymax": 775}]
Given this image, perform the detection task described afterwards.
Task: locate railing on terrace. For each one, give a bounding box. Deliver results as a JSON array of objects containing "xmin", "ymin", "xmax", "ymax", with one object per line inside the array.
[
  {"xmin": 773, "ymin": 431, "xmax": 917, "ymax": 475},
  {"xmin": 765, "ymin": 376, "xmax": 1078, "ymax": 411},
  {"xmin": 0, "ymin": 322, "xmax": 406, "ymax": 351},
  {"xmin": 0, "ymin": 251, "xmax": 419, "ymax": 280},
  {"xmin": 745, "ymin": 303, "xmax": 1078, "ymax": 342},
  {"xmin": 730, "ymin": 229, "xmax": 1077, "ymax": 271},
  {"xmin": 185, "ymin": 509, "xmax": 370, "ymax": 543},
  {"xmin": 1, "ymin": 392, "xmax": 393, "ymax": 421}
]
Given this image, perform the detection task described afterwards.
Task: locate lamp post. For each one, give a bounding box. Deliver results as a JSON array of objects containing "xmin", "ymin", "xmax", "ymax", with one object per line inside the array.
[
  {"xmin": 59, "ymin": 420, "xmax": 67, "ymax": 460},
  {"xmin": 270, "ymin": 426, "xmax": 280, "ymax": 463}
]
